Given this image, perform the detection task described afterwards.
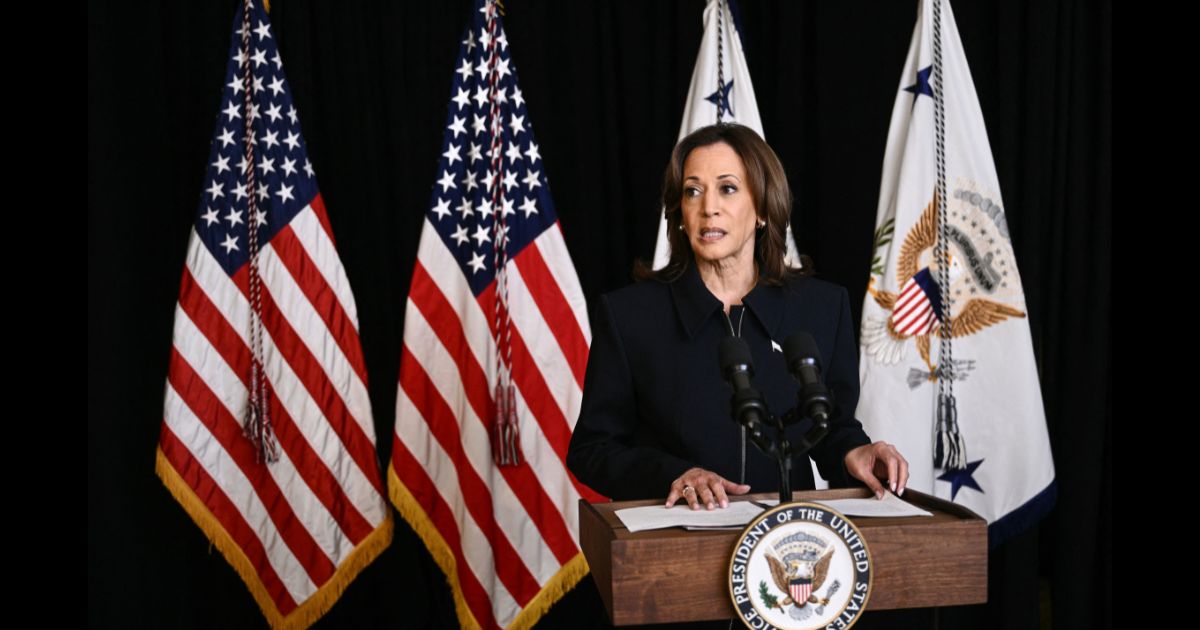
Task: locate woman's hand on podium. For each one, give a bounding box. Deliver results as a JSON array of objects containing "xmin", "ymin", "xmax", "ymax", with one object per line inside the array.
[
  {"xmin": 664, "ymin": 467, "xmax": 751, "ymax": 510},
  {"xmin": 844, "ymin": 441, "xmax": 909, "ymax": 499}
]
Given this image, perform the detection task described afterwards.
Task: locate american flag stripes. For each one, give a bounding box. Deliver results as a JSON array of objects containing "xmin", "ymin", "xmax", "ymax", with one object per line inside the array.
[
  {"xmin": 789, "ymin": 579, "xmax": 813, "ymax": 605},
  {"xmin": 388, "ymin": 1, "xmax": 601, "ymax": 628},
  {"xmin": 155, "ymin": 1, "xmax": 392, "ymax": 627},
  {"xmin": 890, "ymin": 268, "xmax": 942, "ymax": 336}
]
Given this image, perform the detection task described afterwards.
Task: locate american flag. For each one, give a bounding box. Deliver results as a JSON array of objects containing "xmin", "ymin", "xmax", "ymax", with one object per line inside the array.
[
  {"xmin": 155, "ymin": 1, "xmax": 392, "ymax": 628},
  {"xmin": 890, "ymin": 268, "xmax": 942, "ymax": 336},
  {"xmin": 389, "ymin": 1, "xmax": 602, "ymax": 628}
]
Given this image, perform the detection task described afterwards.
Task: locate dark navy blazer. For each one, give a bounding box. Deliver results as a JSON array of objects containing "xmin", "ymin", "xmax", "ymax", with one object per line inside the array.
[{"xmin": 567, "ymin": 261, "xmax": 872, "ymax": 501}]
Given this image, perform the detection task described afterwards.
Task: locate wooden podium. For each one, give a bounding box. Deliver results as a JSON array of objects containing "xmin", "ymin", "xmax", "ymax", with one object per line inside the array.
[{"xmin": 578, "ymin": 488, "xmax": 986, "ymax": 626}]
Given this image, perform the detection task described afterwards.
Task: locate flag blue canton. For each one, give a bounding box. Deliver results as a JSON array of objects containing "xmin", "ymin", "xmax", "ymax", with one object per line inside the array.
[
  {"xmin": 428, "ymin": 9, "xmax": 559, "ymax": 297},
  {"xmin": 195, "ymin": 0, "xmax": 319, "ymax": 277}
]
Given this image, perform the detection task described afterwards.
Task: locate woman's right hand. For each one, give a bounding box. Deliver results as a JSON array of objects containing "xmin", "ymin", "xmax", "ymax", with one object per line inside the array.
[{"xmin": 665, "ymin": 467, "xmax": 751, "ymax": 510}]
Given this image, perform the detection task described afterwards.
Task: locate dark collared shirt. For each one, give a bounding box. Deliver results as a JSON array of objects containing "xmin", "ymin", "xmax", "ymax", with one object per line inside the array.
[{"xmin": 567, "ymin": 261, "xmax": 872, "ymax": 501}]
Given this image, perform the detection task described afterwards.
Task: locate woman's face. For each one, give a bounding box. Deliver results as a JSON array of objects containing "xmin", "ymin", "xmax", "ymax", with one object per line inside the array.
[{"xmin": 680, "ymin": 142, "xmax": 760, "ymax": 271}]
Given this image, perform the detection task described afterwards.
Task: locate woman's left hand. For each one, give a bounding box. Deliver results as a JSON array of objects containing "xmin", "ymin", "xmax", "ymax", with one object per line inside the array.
[{"xmin": 843, "ymin": 441, "xmax": 909, "ymax": 499}]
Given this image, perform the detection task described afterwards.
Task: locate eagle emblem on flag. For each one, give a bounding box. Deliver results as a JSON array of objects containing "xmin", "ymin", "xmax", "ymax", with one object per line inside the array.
[{"xmin": 862, "ymin": 187, "xmax": 1027, "ymax": 383}]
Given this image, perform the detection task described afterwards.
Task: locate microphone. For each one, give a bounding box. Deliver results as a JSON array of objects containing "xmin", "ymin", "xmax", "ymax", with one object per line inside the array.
[
  {"xmin": 783, "ymin": 332, "xmax": 832, "ymax": 423},
  {"xmin": 718, "ymin": 336, "xmax": 769, "ymax": 432}
]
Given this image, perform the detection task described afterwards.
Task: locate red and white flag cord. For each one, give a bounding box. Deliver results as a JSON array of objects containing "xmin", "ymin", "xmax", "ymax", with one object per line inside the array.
[
  {"xmin": 484, "ymin": 0, "xmax": 520, "ymax": 467},
  {"xmin": 239, "ymin": 0, "xmax": 278, "ymax": 464}
]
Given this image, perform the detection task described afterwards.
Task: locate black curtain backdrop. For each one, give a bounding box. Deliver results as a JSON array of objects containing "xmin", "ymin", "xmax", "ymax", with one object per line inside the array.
[{"xmin": 88, "ymin": 1, "xmax": 1110, "ymax": 628}]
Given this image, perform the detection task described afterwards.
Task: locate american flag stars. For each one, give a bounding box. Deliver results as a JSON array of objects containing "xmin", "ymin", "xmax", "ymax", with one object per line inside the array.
[
  {"xmin": 424, "ymin": 21, "xmax": 560, "ymax": 295},
  {"xmin": 194, "ymin": 6, "xmax": 317, "ymax": 277}
]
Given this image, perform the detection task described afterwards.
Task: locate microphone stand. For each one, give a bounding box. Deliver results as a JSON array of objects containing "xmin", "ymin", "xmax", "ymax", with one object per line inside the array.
[
  {"xmin": 722, "ymin": 334, "xmax": 834, "ymax": 505},
  {"xmin": 734, "ymin": 394, "xmax": 832, "ymax": 506}
]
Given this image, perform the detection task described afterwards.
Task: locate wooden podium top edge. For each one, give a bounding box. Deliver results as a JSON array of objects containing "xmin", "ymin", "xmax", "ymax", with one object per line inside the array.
[{"xmin": 580, "ymin": 488, "xmax": 984, "ymax": 540}]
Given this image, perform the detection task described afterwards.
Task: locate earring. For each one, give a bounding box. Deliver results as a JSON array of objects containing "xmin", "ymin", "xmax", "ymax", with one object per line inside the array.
[
  {"xmin": 756, "ymin": 220, "xmax": 766, "ymax": 230},
  {"xmin": 678, "ymin": 224, "xmax": 685, "ymax": 231}
]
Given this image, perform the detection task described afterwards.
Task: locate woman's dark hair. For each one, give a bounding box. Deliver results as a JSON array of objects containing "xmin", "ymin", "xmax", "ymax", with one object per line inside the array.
[{"xmin": 634, "ymin": 123, "xmax": 811, "ymax": 284}]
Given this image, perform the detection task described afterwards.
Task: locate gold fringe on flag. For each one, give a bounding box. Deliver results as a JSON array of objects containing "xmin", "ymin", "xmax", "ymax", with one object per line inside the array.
[
  {"xmin": 157, "ymin": 448, "xmax": 394, "ymax": 630},
  {"xmin": 508, "ymin": 554, "xmax": 590, "ymax": 630},
  {"xmin": 388, "ymin": 464, "xmax": 591, "ymax": 630}
]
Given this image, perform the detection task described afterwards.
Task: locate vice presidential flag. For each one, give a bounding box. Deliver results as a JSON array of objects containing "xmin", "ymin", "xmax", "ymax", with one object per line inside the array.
[
  {"xmin": 857, "ymin": 0, "xmax": 1055, "ymax": 545},
  {"xmin": 155, "ymin": 1, "xmax": 392, "ymax": 627},
  {"xmin": 389, "ymin": 1, "xmax": 600, "ymax": 628},
  {"xmin": 652, "ymin": 0, "xmax": 801, "ymax": 270}
]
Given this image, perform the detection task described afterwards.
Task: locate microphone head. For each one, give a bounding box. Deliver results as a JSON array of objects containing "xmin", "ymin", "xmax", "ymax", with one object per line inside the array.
[
  {"xmin": 783, "ymin": 331, "xmax": 822, "ymax": 371},
  {"xmin": 719, "ymin": 336, "xmax": 755, "ymax": 377}
]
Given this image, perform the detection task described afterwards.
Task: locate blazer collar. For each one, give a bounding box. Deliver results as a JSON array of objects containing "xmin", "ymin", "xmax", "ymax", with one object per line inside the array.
[{"xmin": 669, "ymin": 260, "xmax": 786, "ymax": 339}]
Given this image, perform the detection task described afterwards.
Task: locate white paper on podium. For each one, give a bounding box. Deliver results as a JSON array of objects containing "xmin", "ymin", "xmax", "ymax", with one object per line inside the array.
[
  {"xmin": 758, "ymin": 492, "xmax": 933, "ymax": 517},
  {"xmin": 614, "ymin": 501, "xmax": 766, "ymax": 533}
]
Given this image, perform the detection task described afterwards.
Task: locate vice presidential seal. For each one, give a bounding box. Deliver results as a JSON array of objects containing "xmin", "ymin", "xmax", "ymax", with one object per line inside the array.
[{"xmin": 728, "ymin": 503, "xmax": 872, "ymax": 630}]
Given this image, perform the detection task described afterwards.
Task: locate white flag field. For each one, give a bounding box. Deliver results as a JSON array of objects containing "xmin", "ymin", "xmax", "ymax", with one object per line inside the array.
[{"xmin": 857, "ymin": 0, "xmax": 1055, "ymax": 543}]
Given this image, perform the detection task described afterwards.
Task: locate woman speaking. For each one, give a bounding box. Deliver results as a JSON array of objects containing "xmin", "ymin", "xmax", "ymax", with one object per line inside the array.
[{"xmin": 567, "ymin": 123, "xmax": 908, "ymax": 510}]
